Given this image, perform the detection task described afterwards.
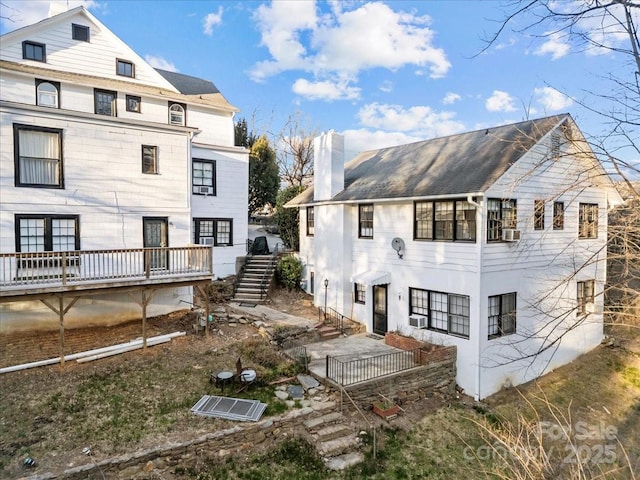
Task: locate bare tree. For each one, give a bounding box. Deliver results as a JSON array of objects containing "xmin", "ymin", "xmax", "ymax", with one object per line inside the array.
[{"xmin": 274, "ymin": 112, "xmax": 317, "ymax": 187}]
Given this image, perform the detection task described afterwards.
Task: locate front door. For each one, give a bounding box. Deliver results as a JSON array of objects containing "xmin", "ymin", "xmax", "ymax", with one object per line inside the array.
[
  {"xmin": 373, "ymin": 285, "xmax": 388, "ymax": 335},
  {"xmin": 143, "ymin": 217, "xmax": 168, "ymax": 270}
]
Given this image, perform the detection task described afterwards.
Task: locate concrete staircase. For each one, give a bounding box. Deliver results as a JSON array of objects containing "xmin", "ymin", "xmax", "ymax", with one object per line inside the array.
[
  {"xmin": 232, "ymin": 254, "xmax": 276, "ymax": 303},
  {"xmin": 303, "ymin": 411, "xmax": 365, "ymax": 471},
  {"xmin": 317, "ymin": 324, "xmax": 341, "ymax": 340}
]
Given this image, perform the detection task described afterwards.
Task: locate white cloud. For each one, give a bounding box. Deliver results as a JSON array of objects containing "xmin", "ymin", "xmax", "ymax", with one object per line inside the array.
[
  {"xmin": 0, "ymin": 0, "xmax": 98, "ymax": 31},
  {"xmin": 250, "ymin": 1, "xmax": 450, "ymax": 100},
  {"xmin": 203, "ymin": 7, "xmax": 223, "ymax": 36},
  {"xmin": 534, "ymin": 32, "xmax": 570, "ymax": 60},
  {"xmin": 145, "ymin": 55, "xmax": 178, "ymax": 72},
  {"xmin": 442, "ymin": 92, "xmax": 461, "ymax": 105},
  {"xmin": 379, "ymin": 80, "xmax": 393, "ymax": 93},
  {"xmin": 292, "ymin": 78, "xmax": 360, "ymax": 101},
  {"xmin": 534, "ymin": 86, "xmax": 573, "ymax": 111},
  {"xmin": 357, "ymin": 103, "xmax": 465, "ymax": 138},
  {"xmin": 485, "ymin": 90, "xmax": 517, "ymax": 112}
]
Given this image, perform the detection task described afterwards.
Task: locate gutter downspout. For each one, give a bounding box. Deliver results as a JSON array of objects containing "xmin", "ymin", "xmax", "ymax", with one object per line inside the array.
[{"xmin": 469, "ymin": 194, "xmax": 483, "ymax": 401}]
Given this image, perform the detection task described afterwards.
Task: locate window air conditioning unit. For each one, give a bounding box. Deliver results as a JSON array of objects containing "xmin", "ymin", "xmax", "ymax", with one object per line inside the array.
[
  {"xmin": 199, "ymin": 186, "xmax": 214, "ymax": 195},
  {"xmin": 502, "ymin": 229, "xmax": 521, "ymax": 242},
  {"xmin": 199, "ymin": 237, "xmax": 215, "ymax": 246},
  {"xmin": 409, "ymin": 316, "xmax": 427, "ymax": 328},
  {"xmin": 585, "ymin": 302, "xmax": 596, "ymax": 314}
]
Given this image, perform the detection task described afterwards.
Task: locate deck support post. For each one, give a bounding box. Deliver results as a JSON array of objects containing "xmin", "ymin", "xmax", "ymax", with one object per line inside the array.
[
  {"xmin": 40, "ymin": 294, "xmax": 80, "ymax": 366},
  {"xmin": 129, "ymin": 289, "xmax": 157, "ymax": 349},
  {"xmin": 194, "ymin": 282, "xmax": 211, "ymax": 338}
]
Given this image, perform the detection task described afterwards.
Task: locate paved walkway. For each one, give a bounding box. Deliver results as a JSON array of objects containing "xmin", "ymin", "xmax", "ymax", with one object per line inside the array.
[{"xmin": 229, "ymin": 302, "xmax": 318, "ymax": 328}]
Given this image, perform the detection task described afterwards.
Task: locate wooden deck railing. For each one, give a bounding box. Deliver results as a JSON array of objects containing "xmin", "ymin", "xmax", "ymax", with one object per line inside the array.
[{"xmin": 0, "ymin": 246, "xmax": 212, "ymax": 292}]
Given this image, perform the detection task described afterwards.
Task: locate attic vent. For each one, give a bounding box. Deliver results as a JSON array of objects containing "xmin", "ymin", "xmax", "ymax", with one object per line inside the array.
[{"xmin": 72, "ymin": 24, "xmax": 90, "ymax": 42}]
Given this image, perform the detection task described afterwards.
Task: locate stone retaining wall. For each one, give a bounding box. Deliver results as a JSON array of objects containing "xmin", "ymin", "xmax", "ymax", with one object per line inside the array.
[{"xmin": 25, "ymin": 406, "xmax": 326, "ymax": 480}]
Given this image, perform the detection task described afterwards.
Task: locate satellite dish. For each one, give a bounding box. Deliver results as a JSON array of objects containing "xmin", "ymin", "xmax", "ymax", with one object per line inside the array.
[{"xmin": 391, "ymin": 237, "xmax": 405, "ymax": 258}]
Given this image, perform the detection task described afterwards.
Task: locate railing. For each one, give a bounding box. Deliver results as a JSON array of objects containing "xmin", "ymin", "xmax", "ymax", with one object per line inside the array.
[
  {"xmin": 320, "ymin": 306, "xmax": 347, "ymax": 334},
  {"xmin": 326, "ymin": 348, "xmax": 421, "ymax": 386},
  {"xmin": 281, "ymin": 340, "xmax": 309, "ymax": 371},
  {"xmin": 0, "ymin": 246, "xmax": 212, "ymax": 291}
]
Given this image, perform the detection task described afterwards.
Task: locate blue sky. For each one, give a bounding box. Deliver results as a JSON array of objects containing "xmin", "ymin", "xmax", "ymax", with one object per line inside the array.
[{"xmin": 1, "ymin": 0, "xmax": 637, "ymax": 164}]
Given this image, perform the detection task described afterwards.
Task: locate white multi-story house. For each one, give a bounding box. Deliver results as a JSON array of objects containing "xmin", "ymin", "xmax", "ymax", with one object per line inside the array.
[
  {"xmin": 0, "ymin": 7, "xmax": 248, "ymax": 335},
  {"xmin": 288, "ymin": 115, "xmax": 622, "ymax": 399}
]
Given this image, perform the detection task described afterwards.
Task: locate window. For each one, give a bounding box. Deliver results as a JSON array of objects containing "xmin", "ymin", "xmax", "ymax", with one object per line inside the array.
[
  {"xmin": 577, "ymin": 280, "xmax": 595, "ymax": 315},
  {"xmin": 192, "ymin": 159, "xmax": 216, "ymax": 194},
  {"xmin": 355, "ymin": 283, "xmax": 366, "ymax": 304},
  {"xmin": 359, "ymin": 204, "xmax": 373, "ymax": 238},
  {"xmin": 22, "ymin": 41, "xmax": 46, "ymax": 62},
  {"xmin": 414, "ymin": 200, "xmax": 476, "ymax": 241},
  {"xmin": 553, "ymin": 201, "xmax": 564, "ymax": 230},
  {"xmin": 169, "ymin": 103, "xmax": 186, "ymax": 126},
  {"xmin": 578, "ymin": 203, "xmax": 598, "ymax": 239},
  {"xmin": 142, "ymin": 146, "xmax": 158, "ymax": 174},
  {"xmin": 487, "ymin": 199, "xmax": 517, "ymax": 241},
  {"xmin": 14, "ymin": 124, "xmax": 63, "ymax": 187},
  {"xmin": 94, "ymin": 89, "xmax": 116, "ymax": 116},
  {"xmin": 306, "ymin": 207, "xmax": 314, "ymax": 236},
  {"xmin": 194, "ymin": 218, "xmax": 233, "ymax": 246},
  {"xmin": 36, "ymin": 80, "xmax": 59, "ymax": 108},
  {"xmin": 126, "ymin": 95, "xmax": 141, "ymax": 113},
  {"xmin": 16, "ymin": 215, "xmax": 79, "ymax": 252},
  {"xmin": 488, "ymin": 293, "xmax": 517, "ymax": 338},
  {"xmin": 534, "ymin": 200, "xmax": 545, "ymax": 230},
  {"xmin": 409, "ymin": 288, "xmax": 470, "ymax": 338},
  {"xmin": 116, "ymin": 59, "xmax": 134, "ymax": 78},
  {"xmin": 72, "ymin": 24, "xmax": 89, "ymax": 41}
]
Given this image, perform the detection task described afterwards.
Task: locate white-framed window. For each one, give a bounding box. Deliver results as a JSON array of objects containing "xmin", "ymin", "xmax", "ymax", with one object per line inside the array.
[
  {"xmin": 194, "ymin": 218, "xmax": 233, "ymax": 246},
  {"xmin": 14, "ymin": 124, "xmax": 63, "ymax": 187},
  {"xmin": 409, "ymin": 288, "xmax": 470, "ymax": 338},
  {"xmin": 192, "ymin": 159, "xmax": 215, "ymax": 194},
  {"xmin": 169, "ymin": 103, "xmax": 186, "ymax": 126},
  {"xmin": 488, "ymin": 293, "xmax": 517, "ymax": 338},
  {"xmin": 142, "ymin": 145, "xmax": 158, "ymax": 174},
  {"xmin": 36, "ymin": 80, "xmax": 59, "ymax": 108},
  {"xmin": 578, "ymin": 203, "xmax": 598, "ymax": 239}
]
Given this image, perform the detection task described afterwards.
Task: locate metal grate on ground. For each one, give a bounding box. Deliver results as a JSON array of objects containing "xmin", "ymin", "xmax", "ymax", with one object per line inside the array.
[{"xmin": 191, "ymin": 395, "xmax": 267, "ymax": 422}]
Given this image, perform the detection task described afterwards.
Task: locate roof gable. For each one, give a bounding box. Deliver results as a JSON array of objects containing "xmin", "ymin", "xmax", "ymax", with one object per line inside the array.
[
  {"xmin": 0, "ymin": 6, "xmax": 178, "ymax": 92},
  {"xmin": 289, "ymin": 115, "xmax": 572, "ymax": 206}
]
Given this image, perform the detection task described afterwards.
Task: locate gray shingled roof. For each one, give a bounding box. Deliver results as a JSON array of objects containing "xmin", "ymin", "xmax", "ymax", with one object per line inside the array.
[
  {"xmin": 155, "ymin": 69, "xmax": 220, "ymax": 95},
  {"xmin": 287, "ymin": 114, "xmax": 569, "ymax": 206}
]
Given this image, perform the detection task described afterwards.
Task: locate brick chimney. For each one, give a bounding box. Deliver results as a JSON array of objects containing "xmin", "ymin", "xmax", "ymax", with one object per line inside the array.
[{"xmin": 313, "ymin": 131, "xmax": 344, "ymax": 201}]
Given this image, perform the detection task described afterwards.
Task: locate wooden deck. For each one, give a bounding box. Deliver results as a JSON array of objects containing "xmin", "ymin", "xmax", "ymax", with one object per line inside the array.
[{"xmin": 0, "ymin": 246, "xmax": 213, "ymax": 302}]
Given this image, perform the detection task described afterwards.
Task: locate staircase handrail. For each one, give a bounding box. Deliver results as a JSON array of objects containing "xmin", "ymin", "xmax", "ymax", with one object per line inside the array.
[
  {"xmin": 257, "ymin": 243, "xmax": 284, "ymax": 300},
  {"xmin": 339, "ymin": 386, "xmax": 377, "ymax": 460}
]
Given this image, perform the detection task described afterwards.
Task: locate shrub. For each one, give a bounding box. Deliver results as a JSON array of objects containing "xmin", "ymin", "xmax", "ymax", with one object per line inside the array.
[{"xmin": 276, "ymin": 256, "xmax": 302, "ymax": 290}]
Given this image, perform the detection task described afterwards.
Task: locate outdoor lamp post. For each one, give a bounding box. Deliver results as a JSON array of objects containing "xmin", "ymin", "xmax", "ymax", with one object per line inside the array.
[{"xmin": 323, "ymin": 279, "xmax": 329, "ymax": 316}]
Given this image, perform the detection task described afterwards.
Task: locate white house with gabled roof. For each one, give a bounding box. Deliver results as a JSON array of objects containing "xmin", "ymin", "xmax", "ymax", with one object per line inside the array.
[
  {"xmin": 287, "ymin": 115, "xmax": 622, "ymax": 399},
  {"xmin": 0, "ymin": 7, "xmax": 248, "ymax": 335}
]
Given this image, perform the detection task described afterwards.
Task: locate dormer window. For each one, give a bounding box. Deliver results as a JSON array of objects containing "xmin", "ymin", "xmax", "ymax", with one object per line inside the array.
[
  {"xmin": 23, "ymin": 41, "xmax": 46, "ymax": 62},
  {"xmin": 169, "ymin": 103, "xmax": 186, "ymax": 126},
  {"xmin": 36, "ymin": 80, "xmax": 59, "ymax": 108},
  {"xmin": 116, "ymin": 59, "xmax": 134, "ymax": 78},
  {"xmin": 72, "ymin": 24, "xmax": 90, "ymax": 42}
]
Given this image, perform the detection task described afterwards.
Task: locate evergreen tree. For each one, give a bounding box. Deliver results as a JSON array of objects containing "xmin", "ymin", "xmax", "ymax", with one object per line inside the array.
[
  {"xmin": 248, "ymin": 135, "xmax": 279, "ymax": 216},
  {"xmin": 275, "ymin": 185, "xmax": 305, "ymax": 250}
]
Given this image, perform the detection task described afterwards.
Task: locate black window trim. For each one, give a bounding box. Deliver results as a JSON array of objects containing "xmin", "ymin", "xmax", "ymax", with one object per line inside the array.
[
  {"xmin": 578, "ymin": 202, "xmax": 598, "ymax": 239},
  {"xmin": 576, "ymin": 279, "xmax": 595, "ymax": 315},
  {"xmin": 72, "ymin": 23, "xmax": 90, "ymax": 42},
  {"xmin": 168, "ymin": 102, "xmax": 187, "ymax": 126},
  {"xmin": 142, "ymin": 145, "xmax": 159, "ymax": 174},
  {"xmin": 488, "ymin": 292, "xmax": 517, "ymax": 339},
  {"xmin": 487, "ymin": 198, "xmax": 518, "ymax": 242},
  {"xmin": 126, "ymin": 95, "xmax": 141, "ymax": 113},
  {"xmin": 94, "ymin": 88, "xmax": 117, "ymax": 116},
  {"xmin": 553, "ymin": 201, "xmax": 565, "ymax": 230},
  {"xmin": 534, "ymin": 199, "xmax": 545, "ymax": 231},
  {"xmin": 409, "ymin": 287, "xmax": 470, "ymax": 339},
  {"xmin": 13, "ymin": 123, "xmax": 64, "ymax": 189},
  {"xmin": 35, "ymin": 79, "xmax": 61, "ymax": 108},
  {"xmin": 22, "ymin": 40, "xmax": 46, "ymax": 62},
  {"xmin": 413, "ymin": 198, "xmax": 477, "ymax": 242},
  {"xmin": 192, "ymin": 158, "xmax": 216, "ymax": 195},
  {"xmin": 15, "ymin": 214, "xmax": 80, "ymax": 252},
  {"xmin": 354, "ymin": 283, "xmax": 366, "ymax": 304},
  {"xmin": 116, "ymin": 58, "xmax": 135, "ymax": 78},
  {"xmin": 358, "ymin": 203, "xmax": 374, "ymax": 239},
  {"xmin": 194, "ymin": 218, "xmax": 234, "ymax": 247},
  {"xmin": 306, "ymin": 206, "xmax": 315, "ymax": 236}
]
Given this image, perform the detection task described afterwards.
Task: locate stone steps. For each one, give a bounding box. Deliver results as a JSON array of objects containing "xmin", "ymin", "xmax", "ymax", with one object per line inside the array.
[{"xmin": 232, "ymin": 255, "xmax": 277, "ymax": 303}]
